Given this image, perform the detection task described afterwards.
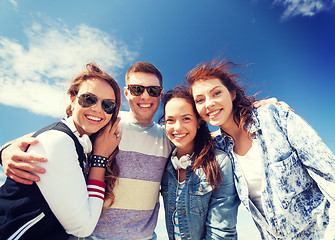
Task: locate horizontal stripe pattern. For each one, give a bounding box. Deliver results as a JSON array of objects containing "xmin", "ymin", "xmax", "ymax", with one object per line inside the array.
[
  {"xmin": 111, "ymin": 178, "xmax": 160, "ymax": 210},
  {"xmin": 118, "ymin": 111, "xmax": 172, "ymax": 158},
  {"xmin": 92, "ymin": 203, "xmax": 160, "ymax": 240},
  {"xmin": 87, "ymin": 179, "xmax": 105, "ymax": 201},
  {"xmin": 116, "ymin": 150, "xmax": 167, "ymax": 182},
  {"xmin": 174, "ymin": 182, "xmax": 185, "ymax": 240},
  {"xmin": 91, "ymin": 111, "xmax": 172, "ymax": 239}
]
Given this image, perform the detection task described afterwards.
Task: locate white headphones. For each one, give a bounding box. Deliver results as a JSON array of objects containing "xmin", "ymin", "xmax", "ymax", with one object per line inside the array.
[
  {"xmin": 62, "ymin": 117, "xmax": 93, "ymax": 154},
  {"xmin": 171, "ymin": 149, "xmax": 193, "ymax": 170},
  {"xmin": 75, "ymin": 133, "xmax": 92, "ymax": 154}
]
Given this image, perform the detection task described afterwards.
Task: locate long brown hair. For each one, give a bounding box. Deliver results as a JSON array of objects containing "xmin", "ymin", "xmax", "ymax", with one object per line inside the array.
[
  {"xmin": 66, "ymin": 63, "xmax": 121, "ymax": 207},
  {"xmin": 186, "ymin": 59, "xmax": 255, "ymax": 133},
  {"xmin": 159, "ymin": 86, "xmax": 222, "ymax": 189}
]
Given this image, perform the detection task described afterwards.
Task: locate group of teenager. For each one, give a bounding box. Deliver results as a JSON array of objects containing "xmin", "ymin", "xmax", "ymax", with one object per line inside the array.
[{"xmin": 0, "ymin": 59, "xmax": 334, "ymax": 240}]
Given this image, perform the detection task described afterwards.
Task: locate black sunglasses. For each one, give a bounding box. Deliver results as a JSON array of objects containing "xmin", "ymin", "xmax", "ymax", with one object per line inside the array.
[
  {"xmin": 127, "ymin": 85, "xmax": 162, "ymax": 97},
  {"xmin": 77, "ymin": 93, "xmax": 117, "ymax": 115}
]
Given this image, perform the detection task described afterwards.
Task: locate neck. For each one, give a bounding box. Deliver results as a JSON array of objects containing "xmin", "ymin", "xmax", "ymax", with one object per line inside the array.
[
  {"xmin": 129, "ymin": 111, "xmax": 154, "ymax": 125},
  {"xmin": 220, "ymin": 118, "xmax": 252, "ymax": 156},
  {"xmin": 71, "ymin": 117, "xmax": 91, "ymax": 137},
  {"xmin": 176, "ymin": 145, "xmax": 194, "ymax": 159},
  {"xmin": 219, "ymin": 117, "xmax": 243, "ymax": 140}
]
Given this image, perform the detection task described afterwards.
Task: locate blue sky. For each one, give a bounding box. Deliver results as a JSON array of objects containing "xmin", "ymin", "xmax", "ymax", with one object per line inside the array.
[{"xmin": 1, "ymin": 0, "xmax": 335, "ymax": 239}]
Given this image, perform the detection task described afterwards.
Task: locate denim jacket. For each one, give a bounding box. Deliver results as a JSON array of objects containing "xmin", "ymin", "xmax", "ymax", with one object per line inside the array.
[
  {"xmin": 214, "ymin": 104, "xmax": 335, "ymax": 239},
  {"xmin": 161, "ymin": 149, "xmax": 240, "ymax": 240}
]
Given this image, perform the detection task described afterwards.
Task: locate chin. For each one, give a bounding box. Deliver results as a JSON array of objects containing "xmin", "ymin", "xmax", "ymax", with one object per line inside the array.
[{"xmin": 207, "ymin": 121, "xmax": 220, "ymax": 127}]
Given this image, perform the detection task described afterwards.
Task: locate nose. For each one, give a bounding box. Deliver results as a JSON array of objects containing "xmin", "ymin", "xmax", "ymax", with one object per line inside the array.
[
  {"xmin": 90, "ymin": 101, "xmax": 104, "ymax": 113},
  {"xmin": 174, "ymin": 120, "xmax": 182, "ymax": 131},
  {"xmin": 205, "ymin": 97, "xmax": 214, "ymax": 109},
  {"xmin": 141, "ymin": 89, "xmax": 151, "ymax": 99}
]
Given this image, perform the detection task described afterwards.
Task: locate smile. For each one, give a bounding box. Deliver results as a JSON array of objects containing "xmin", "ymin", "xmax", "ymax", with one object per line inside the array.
[
  {"xmin": 207, "ymin": 109, "xmax": 221, "ymax": 119},
  {"xmin": 86, "ymin": 115, "xmax": 102, "ymax": 122},
  {"xmin": 138, "ymin": 103, "xmax": 152, "ymax": 108},
  {"xmin": 173, "ymin": 133, "xmax": 187, "ymax": 139}
]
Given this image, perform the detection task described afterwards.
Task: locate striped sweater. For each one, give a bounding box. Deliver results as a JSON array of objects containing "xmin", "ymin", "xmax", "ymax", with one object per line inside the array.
[{"xmin": 91, "ymin": 111, "xmax": 172, "ymax": 240}]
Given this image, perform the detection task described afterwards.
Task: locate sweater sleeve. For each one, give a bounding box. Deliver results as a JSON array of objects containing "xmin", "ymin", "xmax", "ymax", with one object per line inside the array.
[
  {"xmin": 28, "ymin": 130, "xmax": 105, "ymax": 237},
  {"xmin": 284, "ymin": 108, "xmax": 335, "ymax": 202}
]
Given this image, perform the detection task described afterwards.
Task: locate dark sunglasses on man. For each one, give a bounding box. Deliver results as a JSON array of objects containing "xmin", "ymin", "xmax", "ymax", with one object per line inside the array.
[
  {"xmin": 127, "ymin": 85, "xmax": 163, "ymax": 97},
  {"xmin": 77, "ymin": 93, "xmax": 117, "ymax": 114}
]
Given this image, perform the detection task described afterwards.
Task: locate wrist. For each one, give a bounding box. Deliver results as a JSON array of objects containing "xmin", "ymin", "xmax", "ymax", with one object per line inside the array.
[{"xmin": 90, "ymin": 155, "xmax": 108, "ymax": 168}]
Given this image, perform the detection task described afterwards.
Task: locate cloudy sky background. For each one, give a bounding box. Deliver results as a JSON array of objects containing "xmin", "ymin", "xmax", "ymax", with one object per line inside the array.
[{"xmin": 1, "ymin": 0, "xmax": 335, "ymax": 239}]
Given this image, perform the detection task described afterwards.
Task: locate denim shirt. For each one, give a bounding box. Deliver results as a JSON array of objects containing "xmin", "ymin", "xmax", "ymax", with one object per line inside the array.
[
  {"xmin": 214, "ymin": 104, "xmax": 335, "ymax": 239},
  {"xmin": 161, "ymin": 149, "xmax": 240, "ymax": 240}
]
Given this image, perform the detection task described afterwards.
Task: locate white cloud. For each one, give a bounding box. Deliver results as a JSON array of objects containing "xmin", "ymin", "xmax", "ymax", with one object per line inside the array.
[
  {"xmin": 0, "ymin": 22, "xmax": 137, "ymax": 118},
  {"xmin": 8, "ymin": 0, "xmax": 17, "ymax": 7},
  {"xmin": 274, "ymin": 0, "xmax": 335, "ymax": 20}
]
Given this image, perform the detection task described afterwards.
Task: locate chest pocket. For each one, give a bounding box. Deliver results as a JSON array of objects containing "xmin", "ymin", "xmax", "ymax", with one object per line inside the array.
[
  {"xmin": 189, "ymin": 178, "xmax": 213, "ymax": 215},
  {"xmin": 269, "ymin": 151, "xmax": 315, "ymax": 210}
]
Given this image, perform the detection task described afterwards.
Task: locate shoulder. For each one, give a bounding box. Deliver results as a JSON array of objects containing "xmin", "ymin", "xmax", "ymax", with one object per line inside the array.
[
  {"xmin": 152, "ymin": 121, "xmax": 165, "ymax": 133},
  {"xmin": 254, "ymin": 104, "xmax": 290, "ymax": 119},
  {"xmin": 214, "ymin": 149, "xmax": 234, "ymax": 184},
  {"xmin": 252, "ymin": 104, "xmax": 294, "ymax": 130},
  {"xmin": 118, "ymin": 111, "xmax": 129, "ymax": 125},
  {"xmin": 118, "ymin": 111, "xmax": 129, "ymax": 118},
  {"xmin": 34, "ymin": 129, "xmax": 76, "ymax": 152},
  {"xmin": 214, "ymin": 149, "xmax": 231, "ymax": 169}
]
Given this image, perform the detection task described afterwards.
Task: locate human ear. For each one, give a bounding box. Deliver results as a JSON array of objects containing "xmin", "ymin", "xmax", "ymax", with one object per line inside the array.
[
  {"xmin": 70, "ymin": 94, "xmax": 76, "ymax": 104},
  {"xmin": 230, "ymin": 90, "xmax": 236, "ymax": 101},
  {"xmin": 124, "ymin": 86, "xmax": 130, "ymax": 100},
  {"xmin": 159, "ymin": 88, "xmax": 164, "ymax": 100}
]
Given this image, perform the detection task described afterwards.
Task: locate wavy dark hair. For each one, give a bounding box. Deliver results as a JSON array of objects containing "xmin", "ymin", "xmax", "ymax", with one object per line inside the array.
[
  {"xmin": 159, "ymin": 85, "xmax": 222, "ymax": 189},
  {"xmin": 66, "ymin": 63, "xmax": 121, "ymax": 208},
  {"xmin": 186, "ymin": 59, "xmax": 255, "ymax": 133}
]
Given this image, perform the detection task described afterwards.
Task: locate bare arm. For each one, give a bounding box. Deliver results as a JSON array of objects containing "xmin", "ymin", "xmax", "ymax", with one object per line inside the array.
[{"xmin": 1, "ymin": 134, "xmax": 47, "ymax": 184}]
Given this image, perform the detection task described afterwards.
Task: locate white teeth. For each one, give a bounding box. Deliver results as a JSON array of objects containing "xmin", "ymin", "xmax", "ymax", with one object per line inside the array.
[
  {"xmin": 174, "ymin": 133, "xmax": 187, "ymax": 138},
  {"xmin": 208, "ymin": 109, "xmax": 220, "ymax": 116},
  {"xmin": 86, "ymin": 115, "xmax": 102, "ymax": 121},
  {"xmin": 139, "ymin": 104, "xmax": 151, "ymax": 108}
]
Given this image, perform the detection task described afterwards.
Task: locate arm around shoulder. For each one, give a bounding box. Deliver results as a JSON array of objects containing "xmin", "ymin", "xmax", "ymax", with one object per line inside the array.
[
  {"xmin": 0, "ymin": 134, "xmax": 46, "ymax": 184},
  {"xmin": 32, "ymin": 130, "xmax": 104, "ymax": 237}
]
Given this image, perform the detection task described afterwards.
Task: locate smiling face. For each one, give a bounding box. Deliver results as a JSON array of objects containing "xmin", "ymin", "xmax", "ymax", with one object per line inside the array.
[
  {"xmin": 70, "ymin": 79, "xmax": 115, "ymax": 136},
  {"xmin": 191, "ymin": 78, "xmax": 236, "ymax": 129},
  {"xmin": 165, "ymin": 98, "xmax": 199, "ymax": 157},
  {"xmin": 124, "ymin": 72, "xmax": 162, "ymax": 124}
]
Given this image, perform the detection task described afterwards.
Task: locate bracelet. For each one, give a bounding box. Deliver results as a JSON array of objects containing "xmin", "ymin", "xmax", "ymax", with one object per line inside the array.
[{"xmin": 90, "ymin": 155, "xmax": 108, "ymax": 168}]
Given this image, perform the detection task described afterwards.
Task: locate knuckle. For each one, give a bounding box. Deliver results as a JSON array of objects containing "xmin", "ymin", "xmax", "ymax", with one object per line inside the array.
[
  {"xmin": 21, "ymin": 164, "xmax": 31, "ymax": 171},
  {"xmin": 8, "ymin": 173, "xmax": 15, "ymax": 180},
  {"xmin": 7, "ymin": 162, "xmax": 15, "ymax": 168}
]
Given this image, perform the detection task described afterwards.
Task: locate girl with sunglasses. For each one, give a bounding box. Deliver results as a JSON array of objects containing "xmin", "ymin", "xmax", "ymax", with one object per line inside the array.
[
  {"xmin": 0, "ymin": 63, "xmax": 121, "ymax": 239},
  {"xmin": 186, "ymin": 59, "xmax": 335, "ymax": 239},
  {"xmin": 160, "ymin": 86, "xmax": 239, "ymax": 239}
]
